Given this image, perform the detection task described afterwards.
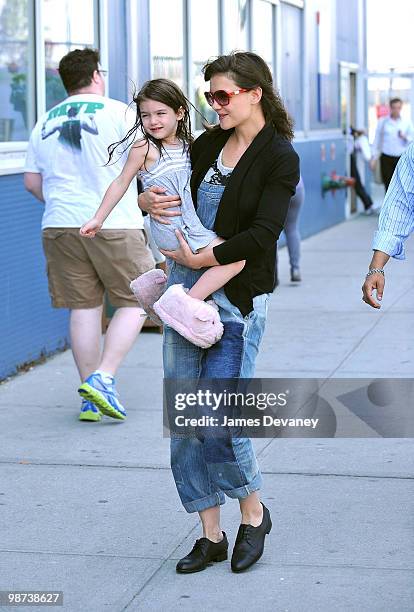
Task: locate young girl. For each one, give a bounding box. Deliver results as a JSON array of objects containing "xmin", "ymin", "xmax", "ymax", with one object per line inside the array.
[{"xmin": 80, "ymin": 78, "xmax": 244, "ymax": 348}]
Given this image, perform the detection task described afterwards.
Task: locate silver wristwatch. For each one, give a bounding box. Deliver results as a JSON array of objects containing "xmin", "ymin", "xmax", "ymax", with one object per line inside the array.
[{"xmin": 366, "ymin": 268, "xmax": 384, "ymax": 277}]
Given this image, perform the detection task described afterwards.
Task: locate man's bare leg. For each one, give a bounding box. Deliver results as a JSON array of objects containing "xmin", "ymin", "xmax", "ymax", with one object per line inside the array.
[
  {"xmin": 99, "ymin": 306, "xmax": 146, "ymax": 375},
  {"xmin": 70, "ymin": 306, "xmax": 103, "ymax": 381},
  {"xmin": 75, "ymin": 306, "xmax": 146, "ymax": 419},
  {"xmin": 70, "ymin": 306, "xmax": 146, "ymax": 380}
]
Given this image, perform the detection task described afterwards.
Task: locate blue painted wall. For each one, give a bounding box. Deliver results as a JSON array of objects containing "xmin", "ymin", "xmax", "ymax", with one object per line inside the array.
[
  {"xmin": 0, "ymin": 174, "xmax": 69, "ymax": 380},
  {"xmin": 294, "ymin": 137, "xmax": 348, "ymax": 238},
  {"xmin": 279, "ymin": 136, "xmax": 348, "ymax": 249}
]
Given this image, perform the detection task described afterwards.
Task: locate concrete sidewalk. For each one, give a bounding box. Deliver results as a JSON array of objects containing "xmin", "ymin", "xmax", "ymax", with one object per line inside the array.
[{"xmin": 1, "ymin": 213, "xmax": 413, "ymax": 611}]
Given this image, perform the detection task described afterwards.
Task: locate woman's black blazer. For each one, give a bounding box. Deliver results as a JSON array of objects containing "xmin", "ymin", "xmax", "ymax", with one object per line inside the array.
[{"xmin": 190, "ymin": 123, "xmax": 300, "ymax": 316}]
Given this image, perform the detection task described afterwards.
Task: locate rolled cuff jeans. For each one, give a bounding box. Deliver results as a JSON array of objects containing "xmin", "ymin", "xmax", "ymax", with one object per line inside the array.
[{"xmin": 163, "ymin": 262, "xmax": 269, "ymax": 513}]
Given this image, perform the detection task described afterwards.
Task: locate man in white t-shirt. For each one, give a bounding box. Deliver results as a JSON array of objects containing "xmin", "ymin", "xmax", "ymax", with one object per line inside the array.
[{"xmin": 24, "ymin": 48, "xmax": 155, "ymax": 423}]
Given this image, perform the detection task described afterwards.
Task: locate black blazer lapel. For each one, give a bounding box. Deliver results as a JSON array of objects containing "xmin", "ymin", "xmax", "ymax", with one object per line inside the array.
[
  {"xmin": 214, "ymin": 123, "xmax": 275, "ymax": 233},
  {"xmin": 190, "ymin": 123, "xmax": 276, "ymax": 235}
]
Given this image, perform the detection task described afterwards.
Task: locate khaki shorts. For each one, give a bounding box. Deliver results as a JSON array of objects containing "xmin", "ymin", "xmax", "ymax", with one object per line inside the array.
[{"xmin": 42, "ymin": 228, "xmax": 155, "ymax": 309}]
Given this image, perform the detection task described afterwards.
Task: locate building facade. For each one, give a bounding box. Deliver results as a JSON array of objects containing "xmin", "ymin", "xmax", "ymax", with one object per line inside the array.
[{"xmin": 0, "ymin": 0, "xmax": 368, "ymax": 379}]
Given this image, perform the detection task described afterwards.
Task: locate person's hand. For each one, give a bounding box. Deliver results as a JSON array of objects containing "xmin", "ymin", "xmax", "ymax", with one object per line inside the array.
[
  {"xmin": 362, "ymin": 272, "xmax": 385, "ymax": 308},
  {"xmin": 138, "ymin": 186, "xmax": 181, "ymax": 225},
  {"xmin": 369, "ymin": 158, "xmax": 377, "ymax": 172},
  {"xmin": 80, "ymin": 217, "xmax": 102, "ymax": 238},
  {"xmin": 160, "ymin": 230, "xmax": 199, "ymax": 268}
]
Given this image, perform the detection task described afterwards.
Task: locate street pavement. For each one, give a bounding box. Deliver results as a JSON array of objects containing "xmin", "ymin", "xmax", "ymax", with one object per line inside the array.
[{"xmin": 1, "ymin": 211, "xmax": 413, "ymax": 611}]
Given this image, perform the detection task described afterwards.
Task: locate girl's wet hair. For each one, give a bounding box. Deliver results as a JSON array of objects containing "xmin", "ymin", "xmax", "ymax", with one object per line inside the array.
[
  {"xmin": 108, "ymin": 78, "xmax": 201, "ymax": 166},
  {"xmin": 203, "ymin": 51, "xmax": 294, "ymax": 141}
]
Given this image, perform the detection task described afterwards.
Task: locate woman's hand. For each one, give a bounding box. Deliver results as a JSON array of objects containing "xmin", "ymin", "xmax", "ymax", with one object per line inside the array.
[
  {"xmin": 160, "ymin": 230, "xmax": 200, "ymax": 268},
  {"xmin": 138, "ymin": 186, "xmax": 182, "ymax": 225},
  {"xmin": 80, "ymin": 217, "xmax": 102, "ymax": 238}
]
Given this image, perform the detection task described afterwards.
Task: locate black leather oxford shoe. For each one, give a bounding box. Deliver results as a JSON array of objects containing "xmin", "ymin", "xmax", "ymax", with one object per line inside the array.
[
  {"xmin": 231, "ymin": 503, "xmax": 272, "ymax": 572},
  {"xmin": 176, "ymin": 532, "xmax": 228, "ymax": 574}
]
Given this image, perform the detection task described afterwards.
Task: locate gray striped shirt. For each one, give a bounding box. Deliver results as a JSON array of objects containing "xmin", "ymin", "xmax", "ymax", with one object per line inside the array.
[{"xmin": 138, "ymin": 142, "xmax": 217, "ymax": 252}]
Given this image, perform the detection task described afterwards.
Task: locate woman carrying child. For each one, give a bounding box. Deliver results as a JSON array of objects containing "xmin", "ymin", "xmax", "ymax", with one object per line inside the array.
[{"xmin": 139, "ymin": 52, "xmax": 299, "ymax": 574}]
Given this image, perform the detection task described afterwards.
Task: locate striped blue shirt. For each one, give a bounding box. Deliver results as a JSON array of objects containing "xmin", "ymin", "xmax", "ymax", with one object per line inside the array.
[{"xmin": 372, "ymin": 143, "xmax": 414, "ymax": 259}]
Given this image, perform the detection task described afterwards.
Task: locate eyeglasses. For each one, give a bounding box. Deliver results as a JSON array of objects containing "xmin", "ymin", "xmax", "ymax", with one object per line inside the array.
[
  {"xmin": 98, "ymin": 69, "xmax": 108, "ymax": 76},
  {"xmin": 204, "ymin": 88, "xmax": 250, "ymax": 107}
]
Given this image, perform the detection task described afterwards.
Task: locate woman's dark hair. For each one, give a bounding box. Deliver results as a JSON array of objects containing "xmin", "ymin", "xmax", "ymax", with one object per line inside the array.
[
  {"xmin": 108, "ymin": 78, "xmax": 195, "ymax": 166},
  {"xmin": 203, "ymin": 51, "xmax": 294, "ymax": 141},
  {"xmin": 58, "ymin": 48, "xmax": 100, "ymax": 94}
]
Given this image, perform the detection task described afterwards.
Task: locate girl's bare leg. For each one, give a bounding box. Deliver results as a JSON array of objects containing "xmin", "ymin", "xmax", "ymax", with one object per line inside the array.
[{"xmin": 187, "ymin": 239, "xmax": 245, "ymax": 301}]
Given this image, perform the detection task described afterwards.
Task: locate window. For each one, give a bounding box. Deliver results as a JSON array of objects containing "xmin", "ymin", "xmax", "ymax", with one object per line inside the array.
[
  {"xmin": 43, "ymin": 0, "xmax": 96, "ymax": 110},
  {"xmin": 309, "ymin": 0, "xmax": 338, "ymax": 129},
  {"xmin": 0, "ymin": 0, "xmax": 99, "ymax": 170},
  {"xmin": 222, "ymin": 0, "xmax": 250, "ymax": 53},
  {"xmin": 0, "ymin": 0, "xmax": 33, "ymax": 142},
  {"xmin": 280, "ymin": 1, "xmax": 303, "ymax": 130},
  {"xmin": 150, "ymin": 0, "xmax": 184, "ymax": 89},
  {"xmin": 190, "ymin": 0, "xmax": 220, "ymax": 130},
  {"xmin": 252, "ymin": 0, "xmax": 274, "ymax": 77}
]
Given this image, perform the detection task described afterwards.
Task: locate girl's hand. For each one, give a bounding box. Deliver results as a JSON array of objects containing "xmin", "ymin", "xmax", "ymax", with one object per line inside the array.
[
  {"xmin": 80, "ymin": 217, "xmax": 102, "ymax": 238},
  {"xmin": 160, "ymin": 230, "xmax": 199, "ymax": 268}
]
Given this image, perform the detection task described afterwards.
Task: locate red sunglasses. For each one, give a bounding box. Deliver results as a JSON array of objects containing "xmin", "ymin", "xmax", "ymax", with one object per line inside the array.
[{"xmin": 204, "ymin": 88, "xmax": 251, "ymax": 107}]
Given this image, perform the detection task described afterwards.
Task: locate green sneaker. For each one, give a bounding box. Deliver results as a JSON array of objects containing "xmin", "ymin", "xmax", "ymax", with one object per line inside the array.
[
  {"xmin": 78, "ymin": 399, "xmax": 102, "ymax": 422},
  {"xmin": 78, "ymin": 372, "xmax": 126, "ymax": 420}
]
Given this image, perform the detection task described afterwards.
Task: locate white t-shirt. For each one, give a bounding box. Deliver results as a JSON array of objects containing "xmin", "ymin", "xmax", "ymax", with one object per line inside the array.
[{"xmin": 24, "ymin": 94, "xmax": 144, "ymax": 230}]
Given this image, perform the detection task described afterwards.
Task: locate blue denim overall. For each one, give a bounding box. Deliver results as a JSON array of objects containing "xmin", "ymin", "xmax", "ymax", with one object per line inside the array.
[{"xmin": 163, "ymin": 179, "xmax": 270, "ymax": 513}]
